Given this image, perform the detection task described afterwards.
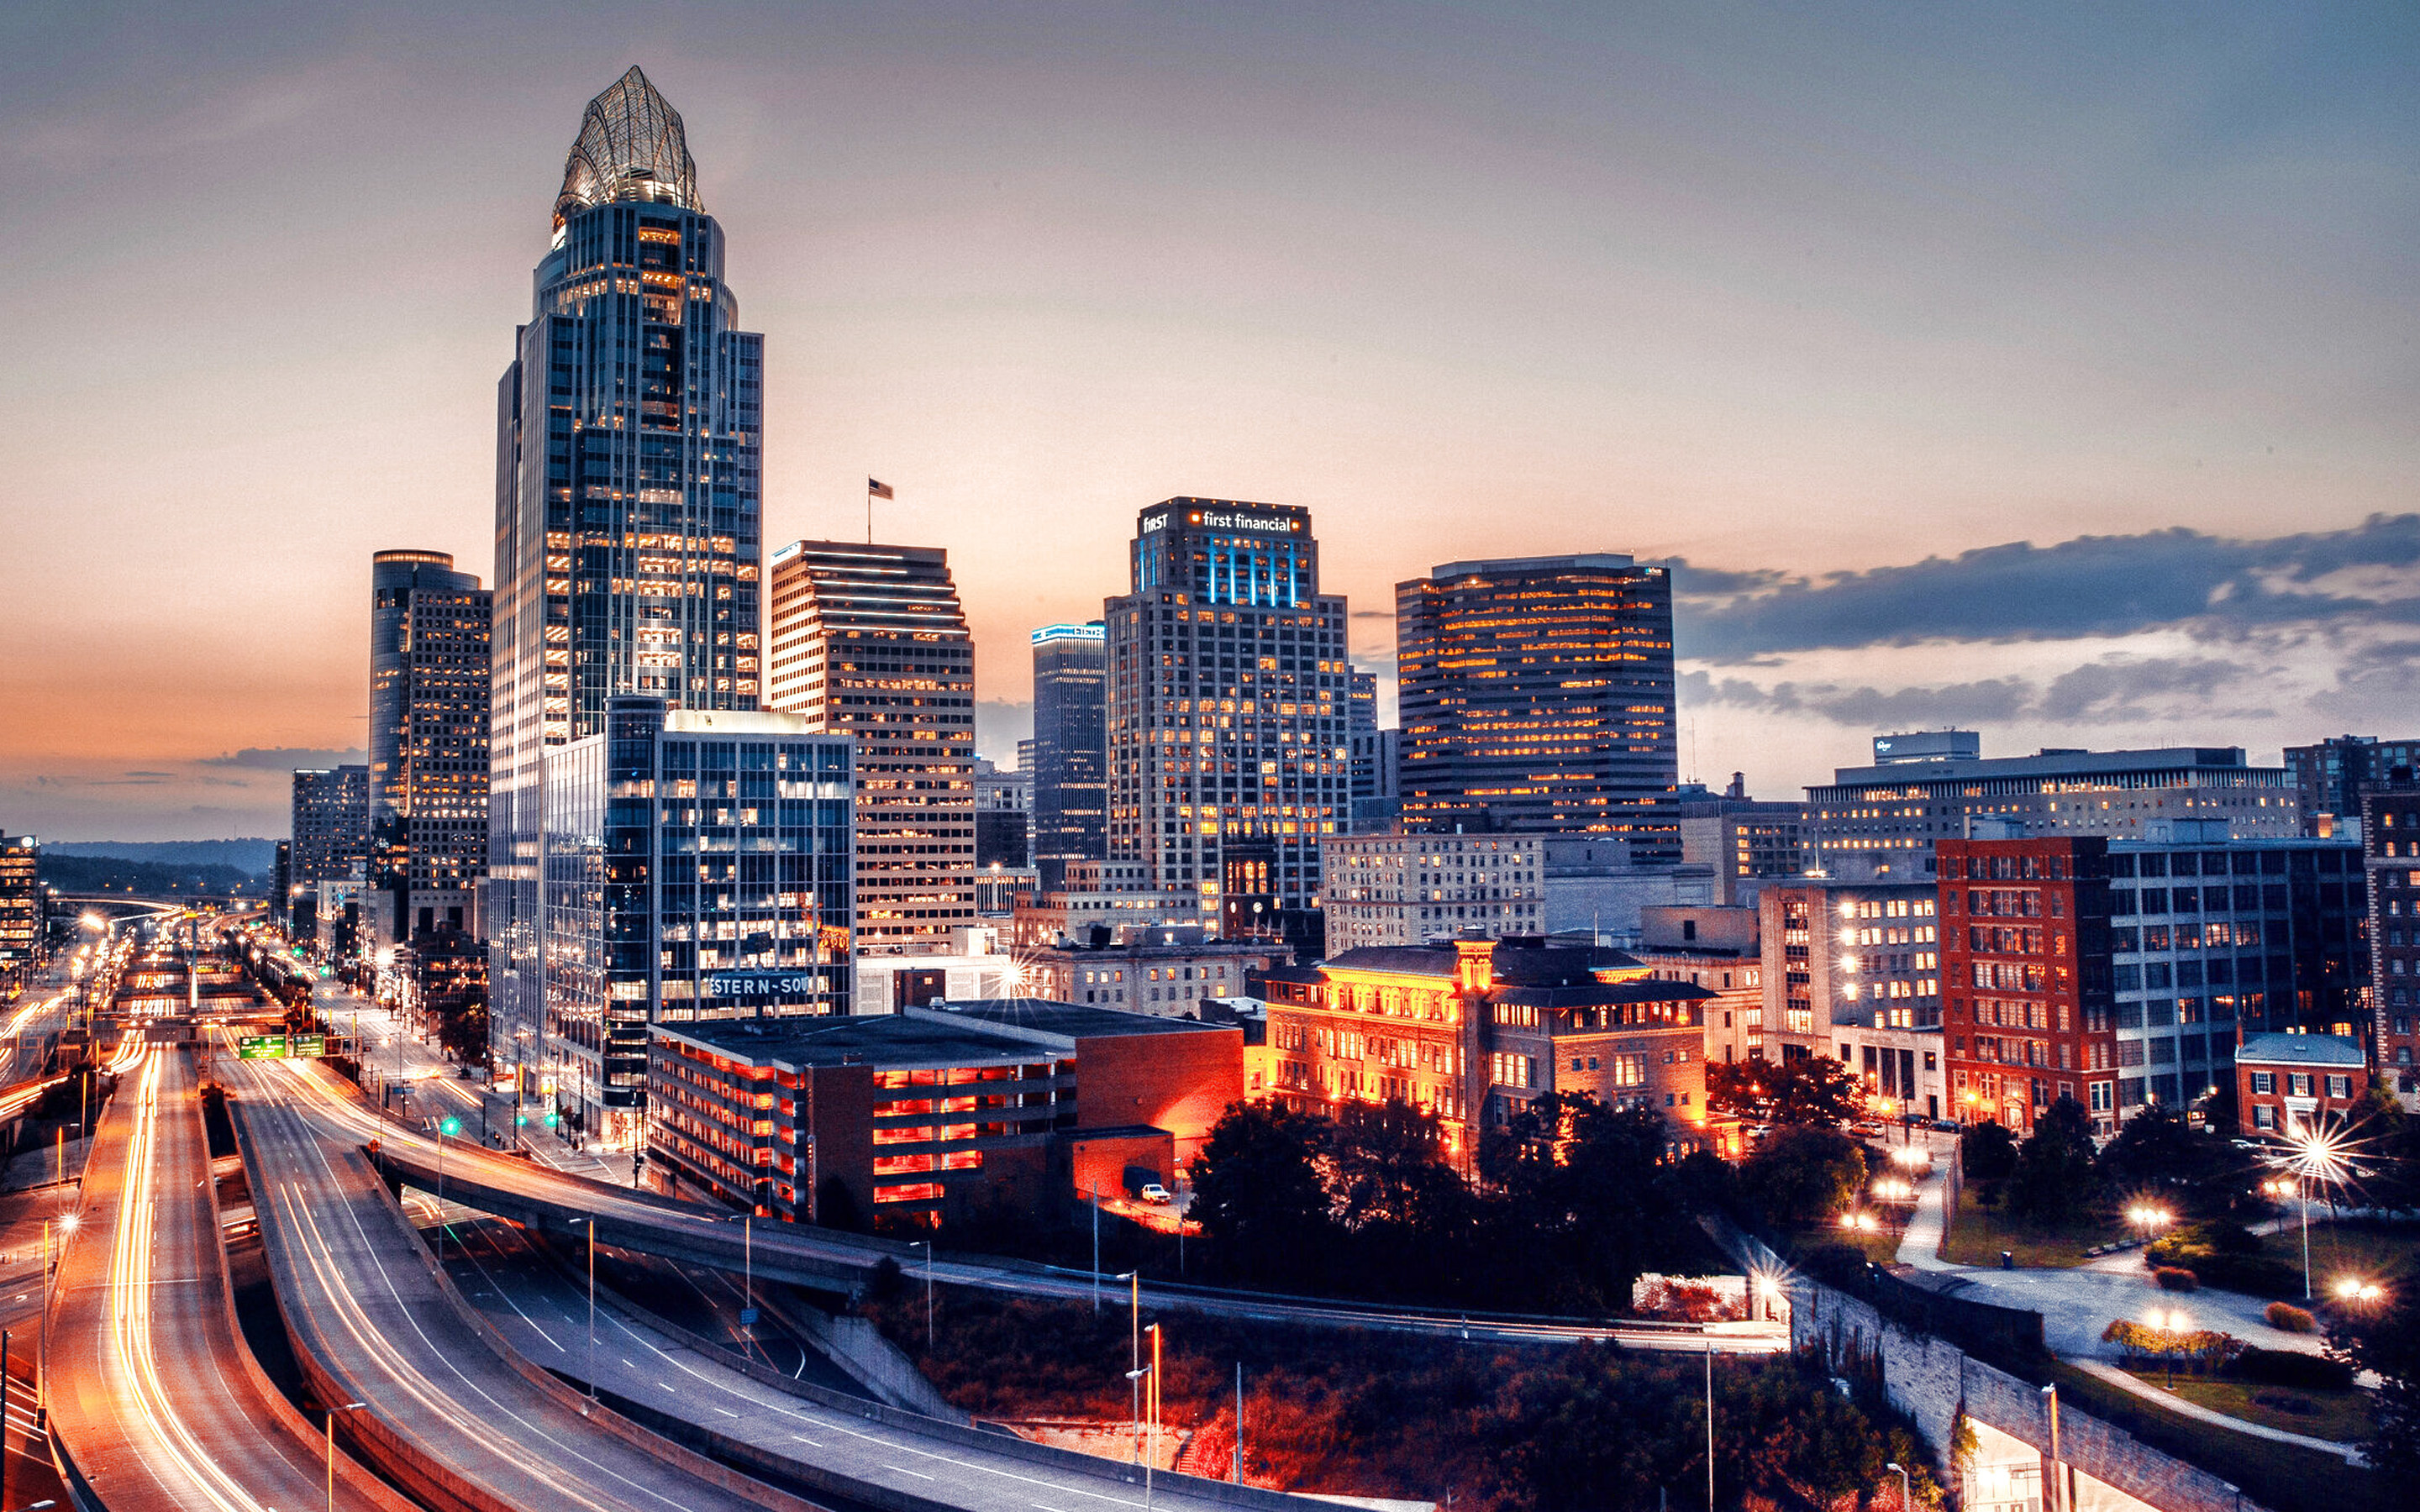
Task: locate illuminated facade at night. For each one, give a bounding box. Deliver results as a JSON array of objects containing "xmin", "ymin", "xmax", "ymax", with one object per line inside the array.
[
  {"xmin": 1104, "ymin": 500, "xmax": 1351, "ymax": 923},
  {"xmin": 492, "ymin": 68, "xmax": 766, "ymax": 1084},
  {"xmin": 534, "ymin": 696, "xmax": 853, "ymax": 1142},
  {"xmin": 767, "ymin": 541, "xmax": 976, "ymax": 955},
  {"xmin": 1260, "ymin": 937, "xmax": 1713, "ymax": 1163},
  {"xmin": 1396, "ymin": 554, "xmax": 1678, "ymax": 858},
  {"xmin": 0, "ymin": 833, "xmax": 36, "ymax": 973},
  {"xmin": 368, "ymin": 549, "xmax": 490, "ymax": 946}
]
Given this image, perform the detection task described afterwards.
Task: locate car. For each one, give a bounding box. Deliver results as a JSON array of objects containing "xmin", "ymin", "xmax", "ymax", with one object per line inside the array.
[{"xmin": 1137, "ymin": 1183, "xmax": 1173, "ymax": 1205}]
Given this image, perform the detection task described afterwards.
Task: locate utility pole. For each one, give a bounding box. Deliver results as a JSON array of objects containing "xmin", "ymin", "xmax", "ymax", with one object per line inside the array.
[
  {"xmin": 1091, "ymin": 1183, "xmax": 1102, "ymax": 1314},
  {"xmin": 1233, "ymin": 1361, "xmax": 1243, "ymax": 1485}
]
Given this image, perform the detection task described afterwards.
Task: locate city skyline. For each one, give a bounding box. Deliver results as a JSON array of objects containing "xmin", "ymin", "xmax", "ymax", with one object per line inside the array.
[{"xmin": 7, "ymin": 6, "xmax": 2419, "ymax": 838}]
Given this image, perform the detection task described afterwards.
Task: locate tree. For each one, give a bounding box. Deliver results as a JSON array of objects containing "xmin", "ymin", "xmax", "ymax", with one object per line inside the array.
[
  {"xmin": 2096, "ymin": 1102, "xmax": 2245, "ymax": 1215},
  {"xmin": 1328, "ymin": 1100, "xmax": 1482, "ymax": 1299},
  {"xmin": 1960, "ymin": 1119, "xmax": 2020, "ymax": 1184},
  {"xmin": 1709, "ymin": 1055, "xmax": 1865, "ymax": 1126},
  {"xmin": 1481, "ymin": 1093, "xmax": 1680, "ymax": 1310},
  {"xmin": 1740, "ymin": 1124, "xmax": 1865, "ymax": 1228},
  {"xmin": 1187, "ymin": 1100, "xmax": 1336, "ymax": 1286},
  {"xmin": 2010, "ymin": 1097, "xmax": 2098, "ymax": 1222},
  {"xmin": 2331, "ymin": 1289, "xmax": 2420, "ymax": 1484}
]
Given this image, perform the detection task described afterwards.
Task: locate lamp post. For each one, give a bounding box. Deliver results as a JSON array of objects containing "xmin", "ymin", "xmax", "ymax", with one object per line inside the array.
[
  {"xmin": 2039, "ymin": 1381, "xmax": 2061, "ymax": 1512},
  {"xmin": 1886, "ymin": 1462, "xmax": 1911, "ymax": 1512},
  {"xmin": 1117, "ymin": 1271, "xmax": 1140, "ymax": 1465},
  {"xmin": 914, "ymin": 1238, "xmax": 933, "ymax": 1354},
  {"xmin": 1145, "ymin": 1322, "xmax": 1162, "ymax": 1506},
  {"xmin": 586, "ymin": 1216, "xmax": 598, "ymax": 1405},
  {"xmin": 325, "ymin": 1399, "xmax": 366, "ymax": 1512}
]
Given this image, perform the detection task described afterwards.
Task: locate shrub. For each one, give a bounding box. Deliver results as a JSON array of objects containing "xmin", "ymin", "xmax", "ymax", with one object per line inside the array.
[
  {"xmin": 2154, "ymin": 1267, "xmax": 2200, "ymax": 1292},
  {"xmin": 2228, "ymin": 1347, "xmax": 2354, "ymax": 1391},
  {"xmin": 2264, "ymin": 1302, "xmax": 2317, "ymax": 1334}
]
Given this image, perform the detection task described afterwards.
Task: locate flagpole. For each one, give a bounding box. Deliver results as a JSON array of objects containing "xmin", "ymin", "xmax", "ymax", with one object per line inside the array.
[{"xmin": 867, "ymin": 480, "xmax": 873, "ymax": 544}]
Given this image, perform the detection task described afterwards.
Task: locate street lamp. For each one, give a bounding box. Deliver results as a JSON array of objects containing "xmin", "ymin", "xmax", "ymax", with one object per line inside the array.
[
  {"xmin": 325, "ymin": 1399, "xmax": 366, "ymax": 1512},
  {"xmin": 2123, "ymin": 1204, "xmax": 2171, "ymax": 1247},
  {"xmin": 1886, "ymin": 1462, "xmax": 1912, "ymax": 1512},
  {"xmin": 914, "ymin": 1238, "xmax": 934, "ymax": 1354},
  {"xmin": 2149, "ymin": 1308, "xmax": 2191, "ymax": 1389}
]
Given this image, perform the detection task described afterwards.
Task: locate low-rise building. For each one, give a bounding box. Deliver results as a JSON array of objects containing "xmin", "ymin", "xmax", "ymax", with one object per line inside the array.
[
  {"xmin": 1829, "ymin": 1023, "xmax": 1948, "ymax": 1125},
  {"xmin": 1628, "ymin": 905, "xmax": 1763, "ymax": 1065},
  {"xmin": 1021, "ymin": 927, "xmax": 1275, "ymax": 1016},
  {"xmin": 1258, "ymin": 937, "xmax": 1715, "ymax": 1165},
  {"xmin": 2234, "ymin": 1032, "xmax": 2367, "ymax": 1138},
  {"xmin": 1320, "ymin": 830, "xmax": 1717, "ymax": 952},
  {"xmin": 645, "ymin": 999, "xmax": 1242, "ymax": 1229},
  {"xmin": 1676, "ymin": 777, "xmax": 1809, "ymax": 904},
  {"xmin": 1009, "ymin": 855, "xmax": 1198, "ymax": 948},
  {"xmin": 1759, "ymin": 864, "xmax": 1944, "ymax": 1062}
]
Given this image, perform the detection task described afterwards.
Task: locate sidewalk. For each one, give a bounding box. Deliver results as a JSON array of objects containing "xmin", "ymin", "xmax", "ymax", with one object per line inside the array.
[{"xmin": 1894, "ymin": 1167, "xmax": 1958, "ymax": 1273}]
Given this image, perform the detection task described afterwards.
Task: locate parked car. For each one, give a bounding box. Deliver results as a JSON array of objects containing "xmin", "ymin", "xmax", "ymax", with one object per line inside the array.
[{"xmin": 1138, "ymin": 1183, "xmax": 1173, "ymax": 1205}]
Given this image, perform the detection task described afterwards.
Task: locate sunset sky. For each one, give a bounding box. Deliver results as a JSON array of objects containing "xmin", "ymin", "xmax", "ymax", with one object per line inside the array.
[{"xmin": 4, "ymin": 3, "xmax": 2415, "ymax": 842}]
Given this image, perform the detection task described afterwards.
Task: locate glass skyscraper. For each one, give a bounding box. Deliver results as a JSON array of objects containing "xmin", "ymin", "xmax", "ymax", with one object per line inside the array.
[
  {"xmin": 492, "ymin": 68, "xmax": 767, "ymax": 1105},
  {"xmin": 1396, "ymin": 554, "xmax": 1678, "ymax": 858},
  {"xmin": 539, "ymin": 698, "xmax": 853, "ymax": 1142},
  {"xmin": 369, "ymin": 550, "xmax": 490, "ymax": 948},
  {"xmin": 1104, "ymin": 499, "xmax": 1350, "ymax": 922},
  {"xmin": 1030, "ymin": 622, "xmax": 1107, "ymax": 891}
]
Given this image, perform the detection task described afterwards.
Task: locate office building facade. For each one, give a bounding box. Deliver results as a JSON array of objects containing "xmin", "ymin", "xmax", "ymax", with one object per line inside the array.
[
  {"xmin": 1029, "ymin": 622, "xmax": 1107, "ymax": 892},
  {"xmin": 492, "ymin": 67, "xmax": 767, "ymax": 1085},
  {"xmin": 1807, "ymin": 744, "xmax": 2298, "ymax": 871},
  {"xmin": 1676, "ymin": 777, "xmax": 1808, "ymax": 902},
  {"xmin": 534, "ymin": 697, "xmax": 853, "ymax": 1142},
  {"xmin": 289, "ymin": 765, "xmax": 369, "ymax": 937},
  {"xmin": 2361, "ymin": 778, "xmax": 2420, "ymax": 1102},
  {"xmin": 1396, "ymin": 554, "xmax": 1677, "ymax": 858},
  {"xmin": 2288, "ymin": 734, "xmax": 2420, "ymax": 836},
  {"xmin": 767, "ymin": 541, "xmax": 977, "ymax": 955},
  {"xmin": 647, "ymin": 1000, "xmax": 1243, "ymax": 1227},
  {"xmin": 974, "ymin": 759, "xmax": 1031, "ymax": 869},
  {"xmin": 0, "ymin": 834, "xmax": 36, "ymax": 974},
  {"xmin": 1759, "ymin": 874, "xmax": 1944, "ymax": 1061},
  {"xmin": 1104, "ymin": 500, "xmax": 1350, "ymax": 923},
  {"xmin": 1939, "ymin": 836, "xmax": 2114, "ymax": 1137},
  {"xmin": 369, "ymin": 550, "xmax": 492, "ymax": 946}
]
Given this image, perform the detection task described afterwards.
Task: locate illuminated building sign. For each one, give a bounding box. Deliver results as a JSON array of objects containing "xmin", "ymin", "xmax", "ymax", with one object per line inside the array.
[
  {"xmin": 705, "ymin": 970, "xmax": 823, "ymax": 1000},
  {"xmin": 1139, "ymin": 504, "xmax": 1305, "ymax": 538}
]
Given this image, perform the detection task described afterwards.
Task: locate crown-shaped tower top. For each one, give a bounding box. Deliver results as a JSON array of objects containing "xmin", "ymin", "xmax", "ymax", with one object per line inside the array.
[{"xmin": 554, "ymin": 66, "xmax": 700, "ymax": 228}]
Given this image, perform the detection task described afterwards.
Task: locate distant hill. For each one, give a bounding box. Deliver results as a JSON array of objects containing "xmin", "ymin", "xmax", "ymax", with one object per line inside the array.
[
  {"xmin": 39, "ymin": 854, "xmax": 271, "ymax": 899},
  {"xmin": 47, "ymin": 838, "xmax": 281, "ymax": 874}
]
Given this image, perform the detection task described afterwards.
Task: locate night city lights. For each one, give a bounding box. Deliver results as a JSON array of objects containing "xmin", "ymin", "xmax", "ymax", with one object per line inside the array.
[{"xmin": 3, "ymin": 9, "xmax": 2417, "ymax": 1512}]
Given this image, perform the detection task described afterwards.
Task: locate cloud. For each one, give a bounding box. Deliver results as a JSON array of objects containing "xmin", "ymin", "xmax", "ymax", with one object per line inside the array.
[
  {"xmin": 1672, "ymin": 514, "xmax": 2420, "ymax": 663},
  {"xmin": 1681, "ymin": 654, "xmax": 2270, "ymax": 732},
  {"xmin": 197, "ymin": 746, "xmax": 366, "ymax": 770}
]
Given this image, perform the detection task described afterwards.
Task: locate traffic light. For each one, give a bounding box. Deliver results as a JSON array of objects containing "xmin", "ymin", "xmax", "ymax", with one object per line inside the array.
[
  {"xmin": 515, "ymin": 1113, "xmax": 529, "ymax": 1126},
  {"xmin": 440, "ymin": 1116, "xmax": 461, "ymax": 1138},
  {"xmin": 543, "ymin": 1112, "xmax": 559, "ymax": 1129}
]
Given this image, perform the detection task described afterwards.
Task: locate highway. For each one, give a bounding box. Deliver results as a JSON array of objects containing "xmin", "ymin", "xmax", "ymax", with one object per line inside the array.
[
  {"xmin": 445, "ymin": 1215, "xmax": 1327, "ymax": 1512},
  {"xmin": 41, "ymin": 1038, "xmax": 402, "ymax": 1512},
  {"xmin": 224, "ymin": 1037, "xmax": 823, "ymax": 1512},
  {"xmin": 254, "ymin": 1046, "xmax": 1784, "ymax": 1355}
]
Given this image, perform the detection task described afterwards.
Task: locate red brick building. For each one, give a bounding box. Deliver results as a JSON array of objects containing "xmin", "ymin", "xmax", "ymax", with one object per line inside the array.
[
  {"xmin": 648, "ymin": 1000, "xmax": 1242, "ymax": 1229},
  {"xmin": 1940, "ymin": 836, "xmax": 2118, "ymax": 1136},
  {"xmin": 2233, "ymin": 1032, "xmax": 2368, "ymax": 1138}
]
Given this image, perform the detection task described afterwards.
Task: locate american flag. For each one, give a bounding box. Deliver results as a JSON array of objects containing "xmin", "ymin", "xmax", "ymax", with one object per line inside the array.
[{"xmin": 867, "ymin": 478, "xmax": 894, "ymax": 500}]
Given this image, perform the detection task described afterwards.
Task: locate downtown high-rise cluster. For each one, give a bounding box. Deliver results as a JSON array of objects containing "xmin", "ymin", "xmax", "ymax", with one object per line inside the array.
[{"xmin": 257, "ymin": 65, "xmax": 2420, "ymax": 1173}]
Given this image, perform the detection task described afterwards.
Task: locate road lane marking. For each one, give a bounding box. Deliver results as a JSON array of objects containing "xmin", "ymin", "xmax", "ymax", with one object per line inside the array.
[{"xmin": 885, "ymin": 1466, "xmax": 936, "ymax": 1480}]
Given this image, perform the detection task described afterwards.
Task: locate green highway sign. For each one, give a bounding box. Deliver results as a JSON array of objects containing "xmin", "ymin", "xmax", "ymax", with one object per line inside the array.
[
  {"xmin": 237, "ymin": 1036, "xmax": 287, "ymax": 1060},
  {"xmin": 290, "ymin": 1033, "xmax": 326, "ymax": 1058}
]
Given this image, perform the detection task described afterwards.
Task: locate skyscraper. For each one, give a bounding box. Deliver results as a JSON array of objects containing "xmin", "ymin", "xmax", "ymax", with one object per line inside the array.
[
  {"xmin": 1396, "ymin": 554, "xmax": 1677, "ymax": 858},
  {"xmin": 0, "ymin": 834, "xmax": 37, "ymax": 979},
  {"xmin": 288, "ymin": 765, "xmax": 368, "ymax": 935},
  {"xmin": 767, "ymin": 541, "xmax": 976, "ymax": 956},
  {"xmin": 1104, "ymin": 499, "xmax": 1350, "ymax": 922},
  {"xmin": 1029, "ymin": 622, "xmax": 1107, "ymax": 890},
  {"xmin": 492, "ymin": 67, "xmax": 766, "ymax": 1085},
  {"xmin": 369, "ymin": 550, "xmax": 492, "ymax": 948}
]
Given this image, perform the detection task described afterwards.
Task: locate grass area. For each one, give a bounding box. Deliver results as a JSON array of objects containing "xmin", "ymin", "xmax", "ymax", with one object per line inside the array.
[
  {"xmin": 2296, "ymin": 1221, "xmax": 2420, "ymax": 1289},
  {"xmin": 1940, "ymin": 1201, "xmax": 2114, "ymax": 1268},
  {"xmin": 2048, "ymin": 1362, "xmax": 2382, "ymax": 1512},
  {"xmin": 2117, "ymin": 1367, "xmax": 2374, "ymax": 1443},
  {"xmin": 1801, "ymin": 1222, "xmax": 1907, "ymax": 1266}
]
